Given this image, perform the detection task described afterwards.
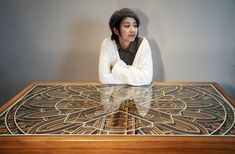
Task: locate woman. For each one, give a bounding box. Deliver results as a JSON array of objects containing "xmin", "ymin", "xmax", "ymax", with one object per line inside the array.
[{"xmin": 99, "ymin": 8, "xmax": 153, "ymax": 86}]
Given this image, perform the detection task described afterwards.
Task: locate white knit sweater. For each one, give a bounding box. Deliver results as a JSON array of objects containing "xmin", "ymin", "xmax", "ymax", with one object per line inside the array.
[{"xmin": 99, "ymin": 37, "xmax": 153, "ymax": 86}]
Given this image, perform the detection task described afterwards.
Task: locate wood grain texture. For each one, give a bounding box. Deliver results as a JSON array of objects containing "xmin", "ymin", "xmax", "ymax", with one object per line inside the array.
[{"xmin": 0, "ymin": 136, "xmax": 235, "ymax": 153}]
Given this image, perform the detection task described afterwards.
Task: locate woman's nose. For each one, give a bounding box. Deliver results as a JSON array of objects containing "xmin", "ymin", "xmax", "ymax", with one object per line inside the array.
[{"xmin": 130, "ymin": 26, "xmax": 136, "ymax": 32}]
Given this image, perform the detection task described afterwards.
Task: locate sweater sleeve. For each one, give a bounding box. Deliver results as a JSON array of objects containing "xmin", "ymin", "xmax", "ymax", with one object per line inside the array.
[
  {"xmin": 98, "ymin": 38, "xmax": 125, "ymax": 84},
  {"xmin": 112, "ymin": 38, "xmax": 153, "ymax": 86}
]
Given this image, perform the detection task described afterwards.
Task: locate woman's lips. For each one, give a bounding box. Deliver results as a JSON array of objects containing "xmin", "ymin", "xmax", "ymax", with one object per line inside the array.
[{"xmin": 128, "ymin": 34, "xmax": 136, "ymax": 38}]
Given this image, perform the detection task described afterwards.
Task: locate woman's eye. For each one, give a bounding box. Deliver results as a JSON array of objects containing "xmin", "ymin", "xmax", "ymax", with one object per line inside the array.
[{"xmin": 124, "ymin": 25, "xmax": 130, "ymax": 28}]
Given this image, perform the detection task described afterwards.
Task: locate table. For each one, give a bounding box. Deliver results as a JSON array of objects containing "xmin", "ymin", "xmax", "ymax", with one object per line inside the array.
[{"xmin": 0, "ymin": 82, "xmax": 235, "ymax": 153}]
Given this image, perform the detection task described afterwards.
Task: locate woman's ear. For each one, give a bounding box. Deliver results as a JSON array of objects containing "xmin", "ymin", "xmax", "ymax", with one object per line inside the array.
[{"xmin": 113, "ymin": 27, "xmax": 119, "ymax": 35}]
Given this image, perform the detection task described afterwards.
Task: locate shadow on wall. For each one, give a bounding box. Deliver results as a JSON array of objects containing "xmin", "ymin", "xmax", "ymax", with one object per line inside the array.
[
  {"xmin": 220, "ymin": 83, "xmax": 235, "ymax": 100},
  {"xmin": 60, "ymin": 19, "xmax": 105, "ymax": 82},
  {"xmin": 135, "ymin": 9, "xmax": 165, "ymax": 82}
]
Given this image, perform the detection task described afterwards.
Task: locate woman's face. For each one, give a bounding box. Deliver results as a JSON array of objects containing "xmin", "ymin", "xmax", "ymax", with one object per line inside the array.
[{"xmin": 118, "ymin": 17, "xmax": 138, "ymax": 45}]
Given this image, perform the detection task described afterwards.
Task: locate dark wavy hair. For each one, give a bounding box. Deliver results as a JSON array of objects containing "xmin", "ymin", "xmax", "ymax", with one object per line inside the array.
[{"xmin": 109, "ymin": 8, "xmax": 140, "ymax": 42}]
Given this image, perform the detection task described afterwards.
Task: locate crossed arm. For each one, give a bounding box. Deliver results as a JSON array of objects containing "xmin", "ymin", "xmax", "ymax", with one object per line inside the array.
[{"xmin": 99, "ymin": 38, "xmax": 153, "ymax": 86}]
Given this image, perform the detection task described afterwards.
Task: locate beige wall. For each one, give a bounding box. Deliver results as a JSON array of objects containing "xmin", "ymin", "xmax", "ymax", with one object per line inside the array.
[{"xmin": 0, "ymin": 0, "xmax": 235, "ymax": 105}]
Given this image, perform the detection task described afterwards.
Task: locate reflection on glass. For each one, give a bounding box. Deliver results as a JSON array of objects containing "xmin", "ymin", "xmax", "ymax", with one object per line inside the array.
[
  {"xmin": 99, "ymin": 85, "xmax": 153, "ymax": 117},
  {"xmin": 0, "ymin": 83, "xmax": 235, "ymax": 136}
]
